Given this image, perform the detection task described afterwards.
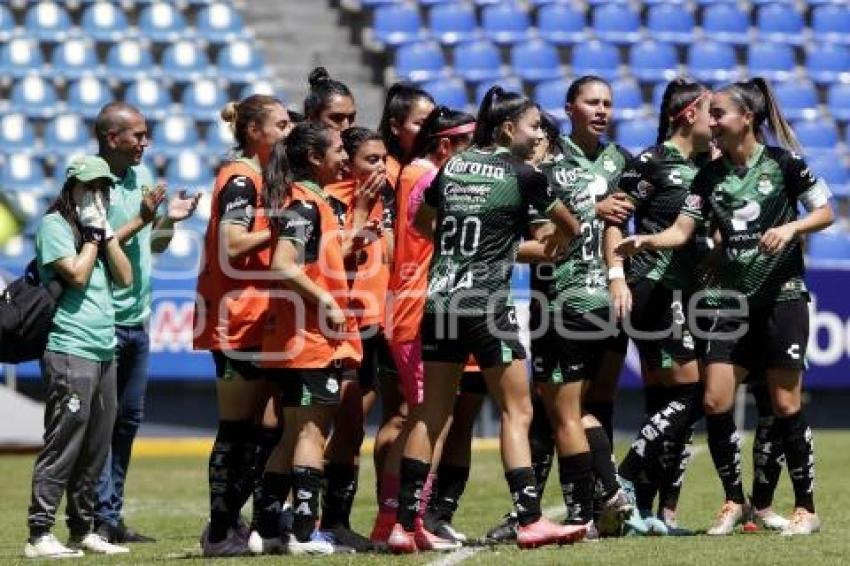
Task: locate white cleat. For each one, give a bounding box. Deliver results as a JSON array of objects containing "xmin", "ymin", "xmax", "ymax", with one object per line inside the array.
[
  {"xmin": 200, "ymin": 526, "xmax": 249, "ymax": 557},
  {"xmin": 247, "ymin": 530, "xmax": 286, "ymax": 555},
  {"xmin": 707, "ymin": 501, "xmax": 744, "ymax": 536},
  {"xmin": 285, "ymin": 533, "xmax": 335, "ymax": 555},
  {"xmin": 24, "ymin": 534, "xmax": 84, "ymax": 559},
  {"xmin": 781, "ymin": 509, "xmax": 821, "ymax": 536},
  {"xmin": 69, "ymin": 533, "xmax": 129, "ymax": 555},
  {"xmin": 753, "ymin": 507, "xmax": 791, "ymax": 531}
]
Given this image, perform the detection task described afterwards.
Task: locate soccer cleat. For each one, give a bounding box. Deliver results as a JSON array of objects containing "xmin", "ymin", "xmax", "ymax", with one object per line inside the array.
[
  {"xmin": 246, "ymin": 531, "xmax": 286, "ymax": 555},
  {"xmin": 414, "ymin": 518, "xmax": 461, "ymax": 551},
  {"xmin": 781, "ymin": 509, "xmax": 821, "ymax": 537},
  {"xmin": 753, "ymin": 507, "xmax": 791, "ymax": 531},
  {"xmin": 369, "ymin": 510, "xmax": 396, "ymax": 543},
  {"xmin": 707, "ymin": 501, "xmax": 745, "ymax": 536},
  {"xmin": 387, "ymin": 523, "xmax": 417, "ymax": 554},
  {"xmin": 573, "ymin": 521, "xmax": 599, "ymax": 543},
  {"xmin": 324, "ymin": 525, "xmax": 376, "ymax": 553},
  {"xmin": 24, "ymin": 534, "xmax": 84, "ymax": 559},
  {"xmin": 201, "ymin": 526, "xmax": 249, "ymax": 557},
  {"xmin": 618, "ymin": 477, "xmax": 650, "ymax": 536},
  {"xmin": 427, "ymin": 520, "xmax": 468, "ymax": 544},
  {"xmin": 640, "ymin": 510, "xmax": 669, "ymax": 536},
  {"xmin": 68, "ymin": 533, "xmax": 129, "ymax": 555},
  {"xmin": 279, "ymin": 503, "xmax": 294, "ymax": 535},
  {"xmin": 285, "ymin": 532, "xmax": 336, "ymax": 555},
  {"xmin": 659, "ymin": 509, "xmax": 694, "ymax": 537},
  {"xmin": 516, "ymin": 516, "xmax": 586, "ymax": 549},
  {"xmin": 597, "ymin": 488, "xmax": 634, "ymax": 537},
  {"xmin": 483, "ymin": 512, "xmax": 519, "ymax": 544}
]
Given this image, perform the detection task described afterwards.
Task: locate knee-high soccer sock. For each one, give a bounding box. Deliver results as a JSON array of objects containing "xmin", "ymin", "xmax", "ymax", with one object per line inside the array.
[
  {"xmin": 586, "ymin": 426, "xmax": 620, "ymax": 501},
  {"xmin": 775, "ymin": 412, "xmax": 815, "ymax": 513},
  {"xmin": 208, "ymin": 420, "xmax": 251, "ymax": 542},
  {"xmin": 242, "ymin": 426, "xmax": 282, "ymax": 529},
  {"xmin": 320, "ymin": 463, "xmax": 359, "ymax": 529},
  {"xmin": 706, "ymin": 411, "xmax": 745, "ymax": 504},
  {"xmin": 397, "ymin": 458, "xmax": 430, "ymax": 531},
  {"xmin": 256, "ymin": 472, "xmax": 292, "ymax": 538},
  {"xmin": 529, "ymin": 393, "xmax": 555, "ymax": 497},
  {"xmin": 657, "ymin": 383, "xmax": 700, "ymax": 512},
  {"xmin": 425, "ymin": 464, "xmax": 470, "ymax": 530},
  {"xmin": 630, "ymin": 385, "xmax": 665, "ymax": 510},
  {"xmin": 377, "ymin": 472, "xmax": 400, "ymax": 517},
  {"xmin": 291, "ymin": 466, "xmax": 323, "ymax": 542},
  {"xmin": 559, "ymin": 453, "xmax": 594, "ymax": 524},
  {"xmin": 505, "ymin": 467, "xmax": 542, "ymax": 526},
  {"xmin": 584, "ymin": 401, "xmax": 615, "ymax": 445},
  {"xmin": 751, "ymin": 385, "xmax": 784, "ymax": 511}
]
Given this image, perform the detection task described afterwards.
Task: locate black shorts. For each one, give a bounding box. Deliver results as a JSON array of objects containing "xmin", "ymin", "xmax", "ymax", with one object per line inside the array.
[
  {"xmin": 267, "ymin": 365, "xmax": 343, "ymax": 407},
  {"xmin": 420, "ymin": 308, "xmax": 526, "ymax": 370},
  {"xmin": 702, "ymin": 298, "xmax": 809, "ymax": 372},
  {"xmin": 628, "ymin": 279, "xmax": 701, "ymax": 370},
  {"xmin": 211, "ymin": 348, "xmax": 265, "ymax": 381},
  {"xmin": 460, "ymin": 371, "xmax": 488, "ymax": 395},
  {"xmin": 344, "ymin": 326, "xmax": 397, "ymax": 390},
  {"xmin": 531, "ymin": 307, "xmax": 626, "ymax": 384}
]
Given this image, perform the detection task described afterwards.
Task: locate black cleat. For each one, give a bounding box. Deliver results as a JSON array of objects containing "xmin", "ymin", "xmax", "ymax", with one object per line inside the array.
[{"xmin": 482, "ymin": 512, "xmax": 518, "ymax": 545}]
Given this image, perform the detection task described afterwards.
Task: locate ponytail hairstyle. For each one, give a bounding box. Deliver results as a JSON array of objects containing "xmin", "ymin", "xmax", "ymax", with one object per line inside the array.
[
  {"xmin": 378, "ymin": 82, "xmax": 436, "ymax": 160},
  {"xmin": 716, "ymin": 78, "xmax": 801, "ymax": 152},
  {"xmin": 473, "ymin": 86, "xmax": 537, "ymax": 148},
  {"xmin": 220, "ymin": 94, "xmax": 284, "ymax": 153},
  {"xmin": 342, "ymin": 126, "xmax": 383, "ymax": 163},
  {"xmin": 565, "ymin": 75, "xmax": 611, "ymax": 106},
  {"xmin": 540, "ymin": 109, "xmax": 564, "ymax": 156},
  {"xmin": 656, "ymin": 79, "xmax": 709, "ymax": 145},
  {"xmin": 262, "ymin": 139, "xmax": 293, "ymax": 216},
  {"xmin": 409, "ymin": 105, "xmax": 476, "ymax": 162},
  {"xmin": 303, "ymin": 67, "xmax": 354, "ymax": 122}
]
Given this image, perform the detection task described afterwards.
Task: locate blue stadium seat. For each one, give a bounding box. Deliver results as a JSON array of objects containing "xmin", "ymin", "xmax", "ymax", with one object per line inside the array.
[
  {"xmin": 0, "ymin": 236, "xmax": 36, "ymax": 267},
  {"xmin": 80, "ymin": 1, "xmax": 130, "ymax": 43},
  {"xmin": 51, "ymin": 38, "xmax": 101, "ymax": 81},
  {"xmin": 372, "ymin": 4, "xmax": 423, "ymax": 48},
  {"xmin": 807, "ymin": 44, "xmax": 850, "ymax": 86},
  {"xmin": 687, "ymin": 41, "xmax": 738, "ymax": 82},
  {"xmin": 611, "ymin": 78, "xmax": 644, "ymax": 121},
  {"xmin": 182, "ymin": 79, "xmax": 227, "ymax": 122},
  {"xmin": 453, "ymin": 40, "xmax": 504, "ymax": 83},
  {"xmin": 161, "ymin": 40, "xmax": 211, "ymax": 84},
  {"xmin": 571, "ymin": 41, "xmax": 620, "ymax": 82},
  {"xmin": 773, "ymin": 81, "xmax": 819, "ymax": 121},
  {"xmin": 592, "ymin": 3, "xmax": 642, "ymax": 45},
  {"xmin": 165, "ymin": 151, "xmax": 215, "ymax": 191},
  {"xmin": 24, "ymin": 1, "xmax": 72, "ymax": 42},
  {"xmin": 0, "ymin": 115, "xmax": 37, "ymax": 155},
  {"xmin": 43, "ymin": 114, "xmax": 94, "ymax": 161},
  {"xmin": 807, "ymin": 232, "xmax": 850, "ymax": 260},
  {"xmin": 0, "ymin": 5, "xmax": 17, "ymax": 42},
  {"xmin": 481, "ymin": 3, "xmax": 531, "ymax": 45},
  {"xmin": 106, "ymin": 39, "xmax": 157, "ymax": 82},
  {"xmin": 125, "ymin": 78, "xmax": 172, "ymax": 122},
  {"xmin": 646, "ymin": 4, "xmax": 695, "ymax": 45},
  {"xmin": 812, "ymin": 4, "xmax": 850, "ymax": 46},
  {"xmin": 239, "ymin": 80, "xmax": 285, "ymax": 100},
  {"xmin": 204, "ymin": 119, "xmax": 236, "ymax": 155},
  {"xmin": 809, "ymin": 156, "xmax": 849, "ymax": 194},
  {"xmin": 151, "ymin": 116, "xmax": 199, "ymax": 159},
  {"xmin": 652, "ymin": 81, "xmax": 667, "ymax": 110},
  {"xmin": 701, "ymin": 4, "xmax": 750, "ymax": 45},
  {"xmin": 138, "ymin": 2, "xmax": 188, "ymax": 43},
  {"xmin": 1, "ymin": 155, "xmax": 46, "ymax": 193},
  {"xmin": 8, "ymin": 75, "xmax": 59, "ymax": 119},
  {"xmin": 628, "ymin": 41, "xmax": 679, "ymax": 83},
  {"xmin": 66, "ymin": 77, "xmax": 112, "ymax": 120},
  {"xmin": 429, "ymin": 3, "xmax": 478, "ymax": 46},
  {"xmin": 534, "ymin": 78, "xmax": 569, "ymax": 121},
  {"xmin": 747, "ymin": 43, "xmax": 796, "ymax": 82},
  {"xmin": 474, "ymin": 77, "xmax": 523, "ymax": 106},
  {"xmin": 510, "ymin": 40, "xmax": 562, "ymax": 83},
  {"xmin": 0, "ymin": 38, "xmax": 45, "ymax": 81},
  {"xmin": 216, "ymin": 41, "xmax": 265, "ymax": 85},
  {"xmin": 536, "ymin": 3, "xmax": 587, "ymax": 46},
  {"xmin": 794, "ymin": 119, "xmax": 840, "ymax": 158},
  {"xmin": 394, "ymin": 41, "xmax": 446, "ymax": 82},
  {"xmin": 756, "ymin": 3, "xmax": 805, "ymax": 46},
  {"xmin": 827, "ymin": 83, "xmax": 850, "ymax": 122},
  {"xmin": 421, "ymin": 78, "xmax": 469, "ymax": 109},
  {"xmin": 196, "ymin": 2, "xmax": 248, "ymax": 44},
  {"xmin": 616, "ymin": 119, "xmax": 657, "ymax": 154}
]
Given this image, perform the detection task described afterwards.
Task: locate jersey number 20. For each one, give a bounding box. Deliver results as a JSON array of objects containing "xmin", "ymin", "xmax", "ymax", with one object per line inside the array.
[{"xmin": 440, "ymin": 216, "xmax": 482, "ymax": 257}]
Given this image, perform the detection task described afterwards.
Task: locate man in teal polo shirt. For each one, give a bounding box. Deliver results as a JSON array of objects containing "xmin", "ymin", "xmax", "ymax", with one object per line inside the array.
[{"xmin": 93, "ymin": 102, "xmax": 200, "ymax": 543}]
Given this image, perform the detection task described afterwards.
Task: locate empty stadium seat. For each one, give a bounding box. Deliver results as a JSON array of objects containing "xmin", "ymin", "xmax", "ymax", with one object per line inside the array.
[
  {"xmin": 794, "ymin": 119, "xmax": 840, "ymax": 158},
  {"xmin": 0, "ymin": 236, "xmax": 36, "ymax": 266},
  {"xmin": 196, "ymin": 2, "xmax": 249, "ymax": 44},
  {"xmin": 747, "ymin": 43, "xmax": 796, "ymax": 82},
  {"xmin": 571, "ymin": 41, "xmax": 620, "ymax": 82},
  {"xmin": 0, "ymin": 38, "xmax": 45, "ymax": 80},
  {"xmin": 807, "ymin": 232, "xmax": 850, "ymax": 260},
  {"xmin": 24, "ymin": 1, "xmax": 72, "ymax": 42},
  {"xmin": 687, "ymin": 41, "xmax": 738, "ymax": 83},
  {"xmin": 510, "ymin": 40, "xmax": 562, "ymax": 83},
  {"xmin": 106, "ymin": 39, "xmax": 157, "ymax": 82},
  {"xmin": 481, "ymin": 3, "xmax": 531, "ymax": 45},
  {"xmin": 535, "ymin": 78, "xmax": 569, "ymax": 121},
  {"xmin": 80, "ymin": 1, "xmax": 130, "ymax": 43},
  {"xmin": 8, "ymin": 75, "xmax": 59, "ymax": 119},
  {"xmin": 827, "ymin": 83, "xmax": 850, "ymax": 122},
  {"xmin": 453, "ymin": 40, "xmax": 504, "ymax": 83},
  {"xmin": 421, "ymin": 78, "xmax": 469, "ymax": 109},
  {"xmin": 166, "ymin": 151, "xmax": 215, "ymax": 191},
  {"xmin": 616, "ymin": 119, "xmax": 657, "ymax": 154},
  {"xmin": 152, "ymin": 116, "xmax": 199, "ymax": 158},
  {"xmin": 812, "ymin": 4, "xmax": 850, "ymax": 45},
  {"xmin": 51, "ymin": 38, "xmax": 101, "ymax": 81},
  {"xmin": 138, "ymin": 2, "xmax": 188, "ymax": 43},
  {"xmin": 66, "ymin": 77, "xmax": 112, "ymax": 119},
  {"xmin": 204, "ymin": 119, "xmax": 236, "ymax": 155},
  {"xmin": 774, "ymin": 81, "xmax": 819, "ymax": 121},
  {"xmin": 43, "ymin": 114, "xmax": 94, "ymax": 160},
  {"xmin": 0, "ymin": 5, "xmax": 17, "ymax": 42},
  {"xmin": 182, "ymin": 79, "xmax": 227, "ymax": 122},
  {"xmin": 394, "ymin": 41, "xmax": 446, "ymax": 83},
  {"xmin": 807, "ymin": 44, "xmax": 850, "ymax": 86},
  {"xmin": 474, "ymin": 77, "xmax": 523, "ymax": 106},
  {"xmin": 429, "ymin": 3, "xmax": 478, "ymax": 46},
  {"xmin": 628, "ymin": 41, "xmax": 679, "ymax": 83},
  {"xmin": 239, "ymin": 80, "xmax": 284, "ymax": 100},
  {"xmin": 611, "ymin": 78, "xmax": 644, "ymax": 121},
  {"xmin": 537, "ymin": 3, "xmax": 586, "ymax": 46},
  {"xmin": 810, "ymin": 157, "xmax": 849, "ymax": 194},
  {"xmin": 701, "ymin": 4, "xmax": 750, "ymax": 45},
  {"xmin": 0, "ymin": 155, "xmax": 47, "ymax": 193},
  {"xmin": 756, "ymin": 3, "xmax": 805, "ymax": 45},
  {"xmin": 125, "ymin": 78, "xmax": 172, "ymax": 121},
  {"xmin": 646, "ymin": 4, "xmax": 695, "ymax": 45},
  {"xmin": 216, "ymin": 41, "xmax": 265, "ymax": 85},
  {"xmin": 592, "ymin": 3, "xmax": 642, "ymax": 45},
  {"xmin": 161, "ymin": 40, "xmax": 212, "ymax": 84},
  {"xmin": 372, "ymin": 4, "xmax": 423, "ymax": 47}
]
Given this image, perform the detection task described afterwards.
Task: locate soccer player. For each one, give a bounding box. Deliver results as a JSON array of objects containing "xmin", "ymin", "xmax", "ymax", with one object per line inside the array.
[
  {"xmin": 378, "ymin": 82, "xmax": 436, "ymax": 186},
  {"xmin": 26, "ymin": 156, "xmax": 132, "ymax": 558},
  {"xmin": 616, "ymin": 78, "xmax": 834, "ymax": 536},
  {"xmin": 387, "ymin": 86, "xmax": 584, "ymax": 553},
  {"xmin": 194, "ymin": 95, "xmax": 293, "ymax": 556},
  {"xmin": 607, "ymin": 79, "xmax": 716, "ymax": 535},
  {"xmin": 304, "ymin": 67, "xmax": 357, "ymax": 131}
]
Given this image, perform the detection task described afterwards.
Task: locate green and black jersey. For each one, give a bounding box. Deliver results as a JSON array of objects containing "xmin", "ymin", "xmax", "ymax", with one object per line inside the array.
[
  {"xmin": 618, "ymin": 142, "xmax": 712, "ymax": 291},
  {"xmin": 423, "ymin": 146, "xmax": 558, "ymax": 315},
  {"xmin": 681, "ymin": 144, "xmax": 831, "ymax": 308},
  {"xmin": 530, "ymin": 137, "xmax": 631, "ymax": 314}
]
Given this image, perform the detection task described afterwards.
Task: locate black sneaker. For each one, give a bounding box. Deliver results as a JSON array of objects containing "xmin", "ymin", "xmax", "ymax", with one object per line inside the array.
[
  {"xmin": 324, "ymin": 525, "xmax": 376, "ymax": 553},
  {"xmin": 96, "ymin": 521, "xmax": 156, "ymax": 544},
  {"xmin": 427, "ymin": 520, "xmax": 468, "ymax": 544},
  {"xmin": 482, "ymin": 512, "xmax": 518, "ymax": 544}
]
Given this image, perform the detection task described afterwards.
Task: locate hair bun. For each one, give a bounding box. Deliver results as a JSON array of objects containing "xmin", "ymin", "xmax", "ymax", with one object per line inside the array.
[
  {"xmin": 308, "ymin": 66, "xmax": 331, "ymax": 87},
  {"xmin": 220, "ymin": 101, "xmax": 238, "ymax": 124}
]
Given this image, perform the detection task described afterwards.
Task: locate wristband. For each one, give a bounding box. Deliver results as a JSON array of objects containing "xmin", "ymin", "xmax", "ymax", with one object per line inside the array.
[
  {"xmin": 82, "ymin": 226, "xmax": 107, "ymax": 245},
  {"xmin": 608, "ymin": 266, "xmax": 625, "ymax": 281}
]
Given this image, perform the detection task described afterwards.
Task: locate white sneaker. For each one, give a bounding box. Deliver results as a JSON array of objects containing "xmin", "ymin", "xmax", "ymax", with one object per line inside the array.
[
  {"xmin": 200, "ymin": 526, "xmax": 249, "ymax": 557},
  {"xmin": 754, "ymin": 507, "xmax": 791, "ymax": 531},
  {"xmin": 70, "ymin": 533, "xmax": 129, "ymax": 555},
  {"xmin": 24, "ymin": 534, "xmax": 84, "ymax": 559},
  {"xmin": 247, "ymin": 530, "xmax": 286, "ymax": 555},
  {"xmin": 781, "ymin": 509, "xmax": 821, "ymax": 536},
  {"xmin": 285, "ymin": 533, "xmax": 334, "ymax": 555},
  {"xmin": 707, "ymin": 501, "xmax": 744, "ymax": 536}
]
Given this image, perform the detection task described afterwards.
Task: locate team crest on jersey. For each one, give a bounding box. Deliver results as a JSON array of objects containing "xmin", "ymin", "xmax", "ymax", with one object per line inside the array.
[
  {"xmin": 602, "ymin": 158, "xmax": 617, "ymax": 173},
  {"xmin": 555, "ymin": 168, "xmax": 580, "ymax": 187},
  {"xmin": 636, "ymin": 180, "xmax": 653, "ymax": 198},
  {"xmin": 757, "ymin": 174, "xmax": 774, "ymax": 195}
]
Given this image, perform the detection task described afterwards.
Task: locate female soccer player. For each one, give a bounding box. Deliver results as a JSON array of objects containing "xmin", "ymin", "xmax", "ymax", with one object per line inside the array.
[
  {"xmin": 607, "ymin": 79, "xmax": 715, "ymax": 535},
  {"xmin": 304, "ymin": 67, "xmax": 357, "ymax": 131},
  {"xmin": 616, "ymin": 78, "xmax": 834, "ymax": 536},
  {"xmin": 387, "ymin": 87, "xmax": 584, "ymax": 553},
  {"xmin": 194, "ymin": 94, "xmax": 292, "ymax": 556},
  {"xmin": 26, "ymin": 156, "xmax": 132, "ymax": 559},
  {"xmin": 378, "ymin": 82, "xmax": 436, "ymax": 186}
]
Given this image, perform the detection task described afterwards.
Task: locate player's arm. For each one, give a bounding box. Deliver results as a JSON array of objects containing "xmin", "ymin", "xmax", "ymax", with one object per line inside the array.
[
  {"xmin": 516, "ymin": 221, "xmax": 557, "ymax": 263},
  {"xmin": 604, "ymin": 223, "xmax": 631, "ymax": 319},
  {"xmin": 413, "ymin": 170, "xmax": 442, "ymax": 240},
  {"xmin": 340, "ymin": 170, "xmax": 384, "ymax": 258},
  {"xmin": 217, "ymin": 175, "xmax": 271, "ymax": 260},
  {"xmin": 616, "ymin": 213, "xmax": 697, "ymax": 257}
]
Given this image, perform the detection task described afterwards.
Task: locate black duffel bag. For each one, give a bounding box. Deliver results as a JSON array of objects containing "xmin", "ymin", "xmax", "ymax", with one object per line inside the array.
[{"xmin": 0, "ymin": 260, "xmax": 64, "ymax": 363}]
